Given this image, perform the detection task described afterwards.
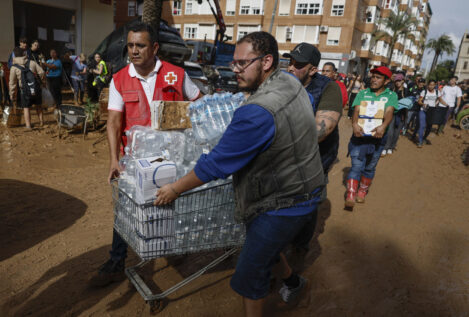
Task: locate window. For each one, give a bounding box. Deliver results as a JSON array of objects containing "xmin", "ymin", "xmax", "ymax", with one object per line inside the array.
[
  {"xmin": 198, "ymin": 24, "xmax": 215, "ymax": 40},
  {"xmin": 184, "ymin": 24, "xmax": 198, "ymax": 39},
  {"xmin": 467, "ymin": 46, "xmax": 469, "ymax": 55},
  {"xmin": 295, "ymin": 0, "xmax": 322, "ymax": 15},
  {"xmin": 464, "ymin": 61, "xmax": 468, "ymax": 70},
  {"xmin": 279, "ymin": 0, "xmax": 291, "ymax": 16},
  {"xmin": 276, "ymin": 26, "xmax": 293, "ymax": 43},
  {"xmin": 240, "ymin": 6, "xmax": 250, "ymax": 14},
  {"xmin": 331, "ymin": 5, "xmax": 344, "ymax": 16},
  {"xmin": 172, "ymin": 1, "xmax": 182, "ymax": 15},
  {"xmin": 226, "ymin": 0, "xmax": 236, "ymax": 16},
  {"xmin": 327, "ymin": 27, "xmax": 341, "ymax": 45},
  {"xmin": 128, "ymin": 1, "xmax": 136, "ymax": 16},
  {"xmin": 331, "ymin": 0, "xmax": 345, "ymax": 16},
  {"xmin": 225, "ymin": 25, "xmax": 234, "ymax": 41},
  {"xmin": 286, "ymin": 27, "xmax": 292, "ymax": 41},
  {"xmin": 239, "ymin": 0, "xmax": 263, "ymax": 15},
  {"xmin": 185, "ymin": 1, "xmax": 193, "ymax": 14},
  {"xmin": 292, "ymin": 25, "xmax": 319, "ymax": 44},
  {"xmin": 237, "ymin": 25, "xmax": 261, "ymax": 40}
]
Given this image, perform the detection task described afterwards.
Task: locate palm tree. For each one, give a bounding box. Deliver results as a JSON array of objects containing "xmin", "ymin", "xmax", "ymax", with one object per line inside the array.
[
  {"xmin": 426, "ymin": 35, "xmax": 456, "ymax": 73},
  {"xmin": 373, "ymin": 11, "xmax": 417, "ymax": 66},
  {"xmin": 142, "ymin": 0, "xmax": 163, "ymax": 35}
]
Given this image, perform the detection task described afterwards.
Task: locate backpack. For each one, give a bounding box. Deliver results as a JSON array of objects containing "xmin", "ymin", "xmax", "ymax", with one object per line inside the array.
[
  {"xmin": 423, "ymin": 89, "xmax": 438, "ymax": 100},
  {"xmin": 13, "ymin": 60, "xmax": 41, "ymax": 105}
]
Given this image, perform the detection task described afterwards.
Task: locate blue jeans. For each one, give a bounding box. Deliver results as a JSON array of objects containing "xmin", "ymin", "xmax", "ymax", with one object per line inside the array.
[
  {"xmin": 347, "ymin": 137, "xmax": 386, "ymax": 181},
  {"xmin": 230, "ymin": 212, "xmax": 314, "ymax": 300},
  {"xmin": 417, "ymin": 110, "xmax": 426, "ymax": 144},
  {"xmin": 71, "ymin": 78, "xmax": 85, "ymax": 98},
  {"xmin": 110, "ymin": 229, "xmax": 127, "ymax": 262}
]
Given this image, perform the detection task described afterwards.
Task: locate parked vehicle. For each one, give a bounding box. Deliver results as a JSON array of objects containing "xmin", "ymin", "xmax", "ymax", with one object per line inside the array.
[
  {"xmin": 183, "ymin": 61, "xmax": 210, "ymax": 94},
  {"xmin": 455, "ymin": 104, "xmax": 469, "ymax": 130},
  {"xmin": 212, "ymin": 66, "xmax": 238, "ymax": 93}
]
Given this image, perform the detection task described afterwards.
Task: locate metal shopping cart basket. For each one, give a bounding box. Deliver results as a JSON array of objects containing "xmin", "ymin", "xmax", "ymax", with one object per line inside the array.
[{"xmin": 112, "ymin": 179, "xmax": 245, "ymax": 312}]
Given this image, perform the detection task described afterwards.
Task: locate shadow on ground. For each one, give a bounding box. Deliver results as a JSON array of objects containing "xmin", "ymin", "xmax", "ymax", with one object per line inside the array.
[{"xmin": 0, "ymin": 179, "xmax": 87, "ymax": 261}]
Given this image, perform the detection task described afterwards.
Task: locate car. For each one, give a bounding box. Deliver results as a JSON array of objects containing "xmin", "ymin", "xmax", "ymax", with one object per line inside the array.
[
  {"xmin": 455, "ymin": 104, "xmax": 469, "ymax": 130},
  {"xmin": 212, "ymin": 66, "xmax": 238, "ymax": 93},
  {"xmin": 183, "ymin": 61, "xmax": 211, "ymax": 95}
]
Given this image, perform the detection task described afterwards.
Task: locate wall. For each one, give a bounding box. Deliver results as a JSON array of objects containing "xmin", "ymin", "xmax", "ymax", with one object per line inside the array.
[
  {"xmin": 0, "ymin": 0, "xmax": 15, "ymax": 61},
  {"xmin": 81, "ymin": 0, "xmax": 114, "ymax": 55}
]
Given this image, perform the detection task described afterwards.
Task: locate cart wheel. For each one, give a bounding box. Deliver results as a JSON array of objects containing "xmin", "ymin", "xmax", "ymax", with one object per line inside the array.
[
  {"xmin": 148, "ymin": 300, "xmax": 163, "ymax": 314},
  {"xmin": 459, "ymin": 115, "xmax": 469, "ymax": 130}
]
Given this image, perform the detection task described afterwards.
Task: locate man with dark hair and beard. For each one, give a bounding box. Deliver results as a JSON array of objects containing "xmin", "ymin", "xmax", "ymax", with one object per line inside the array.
[{"xmin": 155, "ymin": 31, "xmax": 324, "ymax": 316}]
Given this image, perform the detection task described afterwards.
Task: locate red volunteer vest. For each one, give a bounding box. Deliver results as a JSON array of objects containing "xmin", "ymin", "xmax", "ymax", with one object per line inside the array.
[{"xmin": 113, "ymin": 61, "xmax": 185, "ymax": 147}]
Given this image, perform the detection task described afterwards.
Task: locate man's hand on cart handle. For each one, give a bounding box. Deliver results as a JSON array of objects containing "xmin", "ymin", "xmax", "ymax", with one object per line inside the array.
[
  {"xmin": 108, "ymin": 161, "xmax": 121, "ymax": 184},
  {"xmin": 154, "ymin": 170, "xmax": 205, "ymax": 206}
]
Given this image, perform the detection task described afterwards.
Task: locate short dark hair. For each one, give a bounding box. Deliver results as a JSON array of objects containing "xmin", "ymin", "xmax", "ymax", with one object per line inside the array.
[
  {"xmin": 428, "ymin": 79, "xmax": 436, "ymax": 84},
  {"xmin": 451, "ymin": 75, "xmax": 459, "ymax": 81},
  {"xmin": 323, "ymin": 62, "xmax": 337, "ymax": 72},
  {"xmin": 237, "ymin": 31, "xmax": 279, "ymax": 69},
  {"xmin": 128, "ymin": 21, "xmax": 158, "ymax": 44},
  {"xmin": 32, "ymin": 39, "xmax": 39, "ymax": 45},
  {"xmin": 19, "ymin": 37, "xmax": 28, "ymax": 44},
  {"xmin": 13, "ymin": 47, "xmax": 25, "ymax": 57}
]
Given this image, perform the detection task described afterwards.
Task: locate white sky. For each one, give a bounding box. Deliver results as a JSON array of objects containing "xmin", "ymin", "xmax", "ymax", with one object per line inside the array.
[{"xmin": 421, "ymin": 0, "xmax": 469, "ymax": 71}]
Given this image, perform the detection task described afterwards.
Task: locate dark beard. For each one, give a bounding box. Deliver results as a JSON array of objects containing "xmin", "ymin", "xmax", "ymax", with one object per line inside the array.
[{"xmin": 239, "ymin": 63, "xmax": 263, "ymax": 93}]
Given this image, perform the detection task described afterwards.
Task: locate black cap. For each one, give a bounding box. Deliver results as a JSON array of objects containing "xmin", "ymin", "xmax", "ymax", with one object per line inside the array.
[{"xmin": 282, "ymin": 43, "xmax": 321, "ymax": 66}]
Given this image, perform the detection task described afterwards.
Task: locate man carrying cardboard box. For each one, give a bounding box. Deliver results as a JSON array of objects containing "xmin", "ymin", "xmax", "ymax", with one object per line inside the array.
[{"xmin": 345, "ymin": 66, "xmax": 398, "ymax": 208}]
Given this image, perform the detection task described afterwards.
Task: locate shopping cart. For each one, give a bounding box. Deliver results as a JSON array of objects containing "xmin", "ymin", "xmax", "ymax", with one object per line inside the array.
[{"xmin": 112, "ymin": 179, "xmax": 246, "ymax": 312}]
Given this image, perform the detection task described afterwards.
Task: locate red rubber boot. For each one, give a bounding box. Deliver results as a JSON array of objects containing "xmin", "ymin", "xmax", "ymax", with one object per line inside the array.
[
  {"xmin": 345, "ymin": 179, "xmax": 359, "ymax": 208},
  {"xmin": 356, "ymin": 176, "xmax": 373, "ymax": 203}
]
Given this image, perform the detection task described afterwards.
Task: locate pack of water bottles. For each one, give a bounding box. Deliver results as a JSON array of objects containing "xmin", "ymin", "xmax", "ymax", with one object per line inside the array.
[
  {"xmin": 113, "ymin": 180, "xmax": 246, "ymax": 259},
  {"xmin": 189, "ymin": 92, "xmax": 245, "ymax": 144}
]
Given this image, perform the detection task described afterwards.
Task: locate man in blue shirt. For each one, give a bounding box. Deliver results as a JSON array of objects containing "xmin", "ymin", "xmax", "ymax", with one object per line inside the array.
[
  {"xmin": 156, "ymin": 32, "xmax": 324, "ymax": 316},
  {"xmin": 43, "ymin": 49, "xmax": 63, "ymax": 107}
]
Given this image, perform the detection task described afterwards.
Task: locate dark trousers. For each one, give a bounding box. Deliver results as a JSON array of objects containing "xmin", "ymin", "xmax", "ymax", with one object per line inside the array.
[
  {"xmin": 347, "ymin": 93, "xmax": 358, "ymax": 117},
  {"xmin": 47, "ymin": 76, "xmax": 62, "ymax": 106}
]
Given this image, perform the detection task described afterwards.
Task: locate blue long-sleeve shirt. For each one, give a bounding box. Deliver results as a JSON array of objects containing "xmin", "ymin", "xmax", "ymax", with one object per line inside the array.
[{"xmin": 194, "ymin": 104, "xmax": 320, "ymax": 216}]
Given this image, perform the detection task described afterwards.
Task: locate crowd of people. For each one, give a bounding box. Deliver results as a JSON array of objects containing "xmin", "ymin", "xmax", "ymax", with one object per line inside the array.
[
  {"xmin": 2, "ymin": 27, "xmax": 468, "ymax": 317},
  {"xmin": 0, "ymin": 37, "xmax": 110, "ymax": 129}
]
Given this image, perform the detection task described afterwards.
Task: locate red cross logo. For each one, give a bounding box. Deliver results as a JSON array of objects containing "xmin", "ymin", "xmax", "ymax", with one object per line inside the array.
[{"xmin": 164, "ymin": 72, "xmax": 177, "ymax": 85}]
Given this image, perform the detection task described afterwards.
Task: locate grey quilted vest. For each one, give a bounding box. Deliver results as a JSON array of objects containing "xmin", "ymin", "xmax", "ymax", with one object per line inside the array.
[{"xmin": 233, "ymin": 69, "xmax": 324, "ymax": 223}]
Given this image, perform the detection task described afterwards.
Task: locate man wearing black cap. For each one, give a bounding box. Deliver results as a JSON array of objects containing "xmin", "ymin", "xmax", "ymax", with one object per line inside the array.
[{"xmin": 283, "ymin": 42, "xmax": 342, "ymax": 252}]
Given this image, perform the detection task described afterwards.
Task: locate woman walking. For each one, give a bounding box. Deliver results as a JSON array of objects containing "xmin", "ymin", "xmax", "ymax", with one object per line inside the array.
[
  {"xmin": 416, "ymin": 80, "xmax": 439, "ymax": 147},
  {"xmin": 347, "ymin": 72, "xmax": 364, "ymax": 118}
]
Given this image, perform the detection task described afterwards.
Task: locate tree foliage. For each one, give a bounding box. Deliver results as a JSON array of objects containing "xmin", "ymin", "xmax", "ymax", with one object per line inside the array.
[
  {"xmin": 428, "ymin": 59, "xmax": 455, "ymax": 82},
  {"xmin": 426, "ymin": 35, "xmax": 456, "ymax": 73},
  {"xmin": 373, "ymin": 11, "xmax": 417, "ymax": 65}
]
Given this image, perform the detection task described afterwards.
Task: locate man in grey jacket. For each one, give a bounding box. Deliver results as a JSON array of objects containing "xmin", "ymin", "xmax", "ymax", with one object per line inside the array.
[{"xmin": 156, "ymin": 32, "xmax": 324, "ymax": 316}]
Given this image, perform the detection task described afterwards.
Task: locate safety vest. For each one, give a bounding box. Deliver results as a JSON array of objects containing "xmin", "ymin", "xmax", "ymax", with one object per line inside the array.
[
  {"xmin": 112, "ymin": 60, "xmax": 185, "ymax": 147},
  {"xmin": 94, "ymin": 60, "xmax": 108, "ymax": 84}
]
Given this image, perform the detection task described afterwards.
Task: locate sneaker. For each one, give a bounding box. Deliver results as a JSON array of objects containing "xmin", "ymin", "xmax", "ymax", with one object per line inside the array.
[
  {"xmin": 417, "ymin": 142, "xmax": 423, "ymax": 148},
  {"xmin": 425, "ymin": 139, "xmax": 432, "ymax": 145},
  {"xmin": 387, "ymin": 149, "xmax": 393, "ymax": 155},
  {"xmin": 89, "ymin": 258, "xmax": 126, "ymax": 287},
  {"xmin": 381, "ymin": 150, "xmax": 387, "ymax": 157},
  {"xmin": 279, "ymin": 275, "xmax": 307, "ymax": 303}
]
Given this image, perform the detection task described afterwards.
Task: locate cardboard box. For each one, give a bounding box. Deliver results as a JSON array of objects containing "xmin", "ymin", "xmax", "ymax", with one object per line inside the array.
[
  {"xmin": 135, "ymin": 156, "xmax": 177, "ymax": 204},
  {"xmin": 150, "ymin": 100, "xmax": 192, "ymax": 130},
  {"xmin": 358, "ymin": 100, "xmax": 385, "ymax": 119},
  {"xmin": 358, "ymin": 118, "xmax": 383, "ymax": 136}
]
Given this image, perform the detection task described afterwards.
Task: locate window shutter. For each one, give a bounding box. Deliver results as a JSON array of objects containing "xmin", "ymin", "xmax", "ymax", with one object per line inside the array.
[{"xmin": 279, "ymin": 0, "xmax": 291, "ymax": 15}]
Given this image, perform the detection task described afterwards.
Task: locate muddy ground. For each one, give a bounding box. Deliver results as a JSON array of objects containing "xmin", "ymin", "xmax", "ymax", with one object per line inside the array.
[{"xmin": 1, "ymin": 109, "xmax": 469, "ymax": 317}]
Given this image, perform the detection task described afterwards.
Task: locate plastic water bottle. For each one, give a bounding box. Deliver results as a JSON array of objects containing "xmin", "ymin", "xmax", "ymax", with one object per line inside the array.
[
  {"xmin": 221, "ymin": 93, "xmax": 234, "ymax": 120},
  {"xmin": 214, "ymin": 94, "xmax": 231, "ymax": 128},
  {"xmin": 189, "ymin": 100, "xmax": 207, "ymax": 143},
  {"xmin": 232, "ymin": 92, "xmax": 245, "ymax": 112},
  {"xmin": 202, "ymin": 95, "xmax": 222, "ymax": 136}
]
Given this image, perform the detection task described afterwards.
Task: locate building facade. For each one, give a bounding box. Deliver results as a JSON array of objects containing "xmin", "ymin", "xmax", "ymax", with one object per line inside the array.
[
  {"xmin": 0, "ymin": 0, "xmax": 114, "ymax": 61},
  {"xmin": 455, "ymin": 33, "xmax": 469, "ymax": 81},
  {"xmin": 115, "ymin": 0, "xmax": 432, "ymax": 75}
]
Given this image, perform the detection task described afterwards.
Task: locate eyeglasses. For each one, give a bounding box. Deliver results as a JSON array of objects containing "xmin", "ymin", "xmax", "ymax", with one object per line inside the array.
[{"xmin": 229, "ymin": 55, "xmax": 266, "ymax": 71}]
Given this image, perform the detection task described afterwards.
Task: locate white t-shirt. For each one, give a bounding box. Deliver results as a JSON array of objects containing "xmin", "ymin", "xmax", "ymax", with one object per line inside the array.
[
  {"xmin": 420, "ymin": 89, "xmax": 439, "ymax": 110},
  {"xmin": 108, "ymin": 59, "xmax": 200, "ymax": 112},
  {"xmin": 440, "ymin": 85, "xmax": 462, "ymax": 108}
]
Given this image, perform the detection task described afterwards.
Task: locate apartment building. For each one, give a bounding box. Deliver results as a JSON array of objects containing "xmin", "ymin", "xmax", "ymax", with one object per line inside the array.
[
  {"xmin": 116, "ymin": 0, "xmax": 432, "ymax": 75},
  {"xmin": 455, "ymin": 33, "xmax": 469, "ymax": 81}
]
